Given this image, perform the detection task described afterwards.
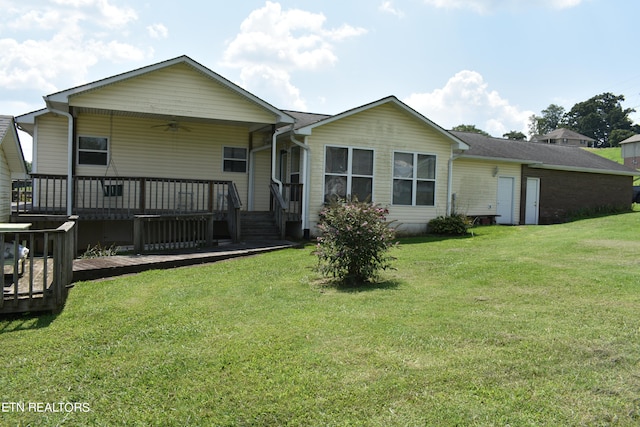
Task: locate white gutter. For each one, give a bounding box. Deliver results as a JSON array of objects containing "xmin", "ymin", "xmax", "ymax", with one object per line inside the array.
[
  {"xmin": 528, "ymin": 163, "xmax": 640, "ymax": 176},
  {"xmin": 271, "ymin": 127, "xmax": 282, "ymax": 192},
  {"xmin": 46, "ymin": 104, "xmax": 74, "ymax": 216}
]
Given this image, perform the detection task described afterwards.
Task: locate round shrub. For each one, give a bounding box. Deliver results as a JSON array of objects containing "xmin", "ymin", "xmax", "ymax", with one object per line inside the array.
[
  {"xmin": 314, "ymin": 199, "xmax": 396, "ymax": 285},
  {"xmin": 428, "ymin": 214, "xmax": 472, "ymax": 235}
]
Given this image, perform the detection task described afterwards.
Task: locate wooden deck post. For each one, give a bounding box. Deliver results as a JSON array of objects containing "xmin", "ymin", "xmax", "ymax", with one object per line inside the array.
[
  {"xmin": 139, "ymin": 178, "xmax": 146, "ymax": 213},
  {"xmin": 133, "ymin": 216, "xmax": 143, "ymax": 253},
  {"xmin": 206, "ymin": 214, "xmax": 214, "ymax": 247}
]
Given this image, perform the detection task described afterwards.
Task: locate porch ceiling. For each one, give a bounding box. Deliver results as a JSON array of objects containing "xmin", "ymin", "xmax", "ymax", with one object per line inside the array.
[{"xmin": 73, "ymin": 107, "xmax": 275, "ymax": 132}]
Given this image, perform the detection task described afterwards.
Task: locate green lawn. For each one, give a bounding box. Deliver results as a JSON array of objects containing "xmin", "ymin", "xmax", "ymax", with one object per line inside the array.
[
  {"xmin": 585, "ymin": 147, "xmax": 623, "ymax": 164},
  {"xmin": 2, "ymin": 213, "xmax": 640, "ymax": 426}
]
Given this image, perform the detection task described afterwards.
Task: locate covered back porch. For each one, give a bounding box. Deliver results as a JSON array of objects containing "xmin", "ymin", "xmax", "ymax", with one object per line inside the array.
[{"xmin": 12, "ymin": 174, "xmax": 302, "ymax": 253}]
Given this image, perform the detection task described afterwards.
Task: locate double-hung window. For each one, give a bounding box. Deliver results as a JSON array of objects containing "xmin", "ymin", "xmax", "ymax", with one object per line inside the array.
[
  {"xmin": 78, "ymin": 136, "xmax": 108, "ymax": 166},
  {"xmin": 324, "ymin": 146, "xmax": 374, "ymax": 202},
  {"xmin": 393, "ymin": 152, "xmax": 436, "ymax": 206},
  {"xmin": 223, "ymin": 147, "xmax": 248, "ymax": 173}
]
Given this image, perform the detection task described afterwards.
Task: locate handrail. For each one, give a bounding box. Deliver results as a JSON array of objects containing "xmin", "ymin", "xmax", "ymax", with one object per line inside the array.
[
  {"xmin": 270, "ymin": 181, "xmax": 287, "ymax": 240},
  {"xmin": 17, "ymin": 174, "xmax": 236, "ymax": 218}
]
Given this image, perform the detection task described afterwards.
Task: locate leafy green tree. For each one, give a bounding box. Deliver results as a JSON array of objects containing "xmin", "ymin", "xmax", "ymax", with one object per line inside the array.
[
  {"xmin": 503, "ymin": 131, "xmax": 527, "ymax": 140},
  {"xmin": 608, "ymin": 129, "xmax": 635, "ymax": 146},
  {"xmin": 451, "ymin": 124, "xmax": 489, "ymax": 136},
  {"xmin": 561, "ymin": 93, "xmax": 635, "ymax": 146},
  {"xmin": 528, "ymin": 104, "xmax": 565, "ymax": 136}
]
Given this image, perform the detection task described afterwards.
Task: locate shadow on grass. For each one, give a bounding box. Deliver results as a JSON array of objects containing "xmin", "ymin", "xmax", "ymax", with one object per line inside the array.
[
  {"xmin": 0, "ymin": 312, "xmax": 58, "ymax": 334},
  {"xmin": 397, "ymin": 233, "xmax": 477, "ymax": 245},
  {"xmin": 313, "ymin": 276, "xmax": 402, "ymax": 293}
]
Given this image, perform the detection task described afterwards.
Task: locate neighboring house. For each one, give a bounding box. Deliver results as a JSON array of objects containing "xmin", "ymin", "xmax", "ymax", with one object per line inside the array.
[
  {"xmin": 0, "ymin": 116, "xmax": 28, "ymax": 222},
  {"xmin": 533, "ymin": 128, "xmax": 596, "ymax": 147},
  {"xmin": 451, "ymin": 131, "xmax": 638, "ymax": 224},
  {"xmin": 620, "ymin": 134, "xmax": 640, "ymax": 170},
  {"xmin": 11, "ymin": 56, "xmax": 639, "ymax": 247}
]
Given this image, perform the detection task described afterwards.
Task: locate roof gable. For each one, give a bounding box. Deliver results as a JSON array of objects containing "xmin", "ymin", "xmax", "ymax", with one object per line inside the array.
[
  {"xmin": 0, "ymin": 116, "xmax": 27, "ymax": 176},
  {"xmin": 44, "ymin": 56, "xmax": 294, "ymax": 126},
  {"xmin": 285, "ymin": 96, "xmax": 469, "ymax": 150}
]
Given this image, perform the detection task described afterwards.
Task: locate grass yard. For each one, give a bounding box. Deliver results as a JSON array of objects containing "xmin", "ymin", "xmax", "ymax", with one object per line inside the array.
[
  {"xmin": 585, "ymin": 147, "xmax": 623, "ymax": 164},
  {"xmin": 2, "ymin": 212, "xmax": 640, "ymax": 426}
]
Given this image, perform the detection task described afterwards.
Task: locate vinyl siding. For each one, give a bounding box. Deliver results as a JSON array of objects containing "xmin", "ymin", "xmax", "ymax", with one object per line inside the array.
[
  {"xmin": 74, "ymin": 113, "xmax": 252, "ymax": 207},
  {"xmin": 0, "ymin": 148, "xmax": 10, "ymax": 221},
  {"xmin": 252, "ymin": 149, "xmax": 272, "ymax": 211},
  {"xmin": 34, "ymin": 114, "xmax": 68, "ymax": 175},
  {"xmin": 452, "ymin": 158, "xmax": 521, "ymax": 223},
  {"xmin": 69, "ymin": 63, "xmax": 277, "ymax": 124},
  {"xmin": 306, "ymin": 102, "xmax": 457, "ymax": 235}
]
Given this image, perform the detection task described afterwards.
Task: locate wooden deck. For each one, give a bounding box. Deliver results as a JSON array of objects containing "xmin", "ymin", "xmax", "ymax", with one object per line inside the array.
[
  {"xmin": 72, "ymin": 240, "xmax": 300, "ymax": 281},
  {"xmin": 3, "ymin": 258, "xmax": 55, "ymax": 299}
]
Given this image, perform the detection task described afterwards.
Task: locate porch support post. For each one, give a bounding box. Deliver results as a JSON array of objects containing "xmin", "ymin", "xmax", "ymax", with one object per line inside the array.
[
  {"xmin": 46, "ymin": 105, "xmax": 74, "ymax": 216},
  {"xmin": 289, "ymin": 128, "xmax": 311, "ymax": 236}
]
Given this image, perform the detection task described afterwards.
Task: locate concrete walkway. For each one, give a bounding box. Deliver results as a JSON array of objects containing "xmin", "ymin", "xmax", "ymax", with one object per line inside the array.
[{"xmin": 72, "ymin": 240, "xmax": 300, "ymax": 282}]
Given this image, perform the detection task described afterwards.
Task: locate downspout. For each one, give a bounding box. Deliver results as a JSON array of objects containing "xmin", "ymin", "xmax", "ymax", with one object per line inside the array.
[
  {"xmin": 47, "ymin": 105, "xmax": 74, "ymax": 216},
  {"xmin": 447, "ymin": 146, "xmax": 457, "ymax": 216},
  {"xmin": 271, "ymin": 124, "xmax": 282, "ymax": 192}
]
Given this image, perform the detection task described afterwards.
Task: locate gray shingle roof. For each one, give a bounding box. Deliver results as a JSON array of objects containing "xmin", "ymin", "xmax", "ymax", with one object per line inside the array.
[
  {"xmin": 620, "ymin": 134, "xmax": 640, "ymax": 144},
  {"xmin": 540, "ymin": 127, "xmax": 595, "ymax": 142},
  {"xmin": 452, "ymin": 131, "xmax": 638, "ymax": 175},
  {"xmin": 280, "ymin": 110, "xmax": 331, "ymax": 130}
]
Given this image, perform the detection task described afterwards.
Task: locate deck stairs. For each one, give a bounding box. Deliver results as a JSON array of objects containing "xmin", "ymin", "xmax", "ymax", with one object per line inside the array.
[{"xmin": 240, "ymin": 211, "xmax": 282, "ymax": 241}]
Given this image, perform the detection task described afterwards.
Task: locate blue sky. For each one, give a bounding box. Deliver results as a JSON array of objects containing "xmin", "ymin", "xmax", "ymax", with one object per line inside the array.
[{"xmin": 2, "ymin": 0, "xmax": 640, "ymax": 161}]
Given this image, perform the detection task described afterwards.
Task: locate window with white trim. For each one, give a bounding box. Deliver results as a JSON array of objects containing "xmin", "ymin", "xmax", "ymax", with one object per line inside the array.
[
  {"xmin": 78, "ymin": 136, "xmax": 108, "ymax": 166},
  {"xmin": 393, "ymin": 152, "xmax": 436, "ymax": 206},
  {"xmin": 223, "ymin": 147, "xmax": 248, "ymax": 173},
  {"xmin": 324, "ymin": 146, "xmax": 373, "ymax": 202}
]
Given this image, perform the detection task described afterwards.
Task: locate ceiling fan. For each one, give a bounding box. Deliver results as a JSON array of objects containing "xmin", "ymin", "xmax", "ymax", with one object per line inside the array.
[{"xmin": 151, "ymin": 120, "xmax": 191, "ymax": 132}]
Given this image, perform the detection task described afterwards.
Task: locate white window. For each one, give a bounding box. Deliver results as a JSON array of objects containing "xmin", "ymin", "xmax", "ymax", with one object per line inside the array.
[
  {"xmin": 324, "ymin": 146, "xmax": 374, "ymax": 202},
  {"xmin": 223, "ymin": 147, "xmax": 247, "ymax": 173},
  {"xmin": 78, "ymin": 136, "xmax": 108, "ymax": 166},
  {"xmin": 393, "ymin": 152, "xmax": 436, "ymax": 206}
]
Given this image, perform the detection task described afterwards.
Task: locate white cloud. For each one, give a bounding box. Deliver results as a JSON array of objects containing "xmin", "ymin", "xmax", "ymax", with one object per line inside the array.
[
  {"xmin": 404, "ymin": 70, "xmax": 534, "ymax": 136},
  {"xmin": 0, "ymin": 1, "xmax": 151, "ymax": 93},
  {"xmin": 222, "ymin": 1, "xmax": 367, "ymax": 110},
  {"xmin": 147, "ymin": 23, "xmax": 168, "ymax": 40},
  {"xmin": 379, "ymin": 1, "xmax": 405, "ymax": 17},
  {"xmin": 422, "ymin": 0, "xmax": 584, "ymax": 13},
  {"xmin": 50, "ymin": 0, "xmax": 137, "ymax": 28}
]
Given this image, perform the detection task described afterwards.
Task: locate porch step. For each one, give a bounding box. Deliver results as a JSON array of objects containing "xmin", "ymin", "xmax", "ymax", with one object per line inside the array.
[{"xmin": 240, "ymin": 211, "xmax": 282, "ymax": 241}]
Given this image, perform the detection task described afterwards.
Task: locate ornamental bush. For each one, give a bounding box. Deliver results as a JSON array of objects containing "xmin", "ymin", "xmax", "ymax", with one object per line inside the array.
[
  {"xmin": 428, "ymin": 213, "xmax": 472, "ymax": 236},
  {"xmin": 314, "ymin": 199, "xmax": 396, "ymax": 285}
]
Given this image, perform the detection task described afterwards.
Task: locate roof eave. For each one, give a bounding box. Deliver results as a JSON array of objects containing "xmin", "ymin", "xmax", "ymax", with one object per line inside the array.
[
  {"xmin": 458, "ymin": 154, "xmax": 537, "ymax": 165},
  {"xmin": 43, "ymin": 56, "xmax": 295, "ymax": 126},
  {"xmin": 528, "ymin": 163, "xmax": 640, "ymax": 176}
]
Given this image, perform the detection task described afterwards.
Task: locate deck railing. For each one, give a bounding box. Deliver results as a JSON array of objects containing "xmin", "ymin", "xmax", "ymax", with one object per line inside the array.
[
  {"xmin": 132, "ymin": 182, "xmax": 242, "ymax": 252},
  {"xmin": 14, "ymin": 174, "xmax": 235, "ymax": 218},
  {"xmin": 269, "ymin": 182, "xmax": 287, "ymax": 240},
  {"xmin": 282, "ymin": 183, "xmax": 303, "ymax": 221},
  {"xmin": 1, "ymin": 219, "xmax": 77, "ymax": 315}
]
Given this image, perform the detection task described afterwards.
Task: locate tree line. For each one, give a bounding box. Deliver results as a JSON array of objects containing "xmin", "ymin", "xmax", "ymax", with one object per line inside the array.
[{"xmin": 454, "ymin": 92, "xmax": 639, "ymax": 147}]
